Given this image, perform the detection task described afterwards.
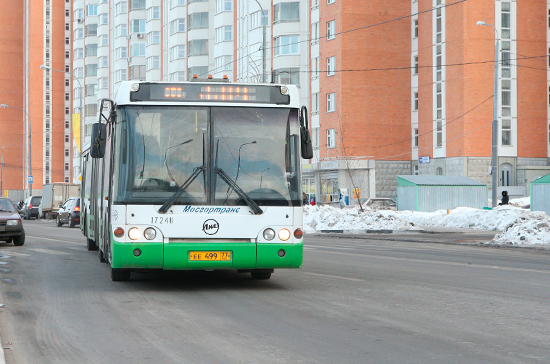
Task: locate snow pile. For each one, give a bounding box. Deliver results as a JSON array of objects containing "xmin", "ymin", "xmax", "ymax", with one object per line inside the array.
[
  {"xmin": 302, "ymin": 204, "xmax": 418, "ymax": 233},
  {"xmin": 303, "ymin": 197, "xmax": 550, "ymax": 245},
  {"xmin": 396, "ymin": 206, "xmax": 529, "ymax": 231},
  {"xmin": 492, "ymin": 211, "xmax": 550, "ymax": 245}
]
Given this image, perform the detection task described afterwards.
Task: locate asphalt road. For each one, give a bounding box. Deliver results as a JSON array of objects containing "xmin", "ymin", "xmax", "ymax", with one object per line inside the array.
[{"xmin": 0, "ymin": 220, "xmax": 549, "ymax": 363}]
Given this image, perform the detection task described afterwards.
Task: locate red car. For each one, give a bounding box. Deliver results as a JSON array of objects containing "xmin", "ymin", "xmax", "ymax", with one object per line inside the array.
[{"xmin": 0, "ymin": 198, "xmax": 25, "ymax": 246}]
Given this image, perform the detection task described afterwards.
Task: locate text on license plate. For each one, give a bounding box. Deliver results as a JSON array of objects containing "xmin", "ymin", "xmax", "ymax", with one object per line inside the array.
[{"xmin": 189, "ymin": 251, "xmax": 231, "ymax": 261}]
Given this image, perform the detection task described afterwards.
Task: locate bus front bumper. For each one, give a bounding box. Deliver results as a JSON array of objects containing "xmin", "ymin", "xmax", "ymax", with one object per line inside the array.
[{"xmin": 110, "ymin": 241, "xmax": 303, "ymax": 270}]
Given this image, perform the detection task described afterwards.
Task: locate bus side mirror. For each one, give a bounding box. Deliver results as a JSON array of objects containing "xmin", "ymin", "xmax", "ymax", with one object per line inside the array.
[
  {"xmin": 300, "ymin": 126, "xmax": 313, "ymax": 159},
  {"xmin": 90, "ymin": 123, "xmax": 107, "ymax": 158},
  {"xmin": 299, "ymin": 106, "xmax": 314, "ymax": 159}
]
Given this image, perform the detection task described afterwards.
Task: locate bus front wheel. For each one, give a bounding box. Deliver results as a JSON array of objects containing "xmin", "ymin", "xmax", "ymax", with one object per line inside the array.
[
  {"xmin": 111, "ymin": 268, "xmax": 130, "ymax": 282},
  {"xmin": 251, "ymin": 271, "xmax": 272, "ymax": 280}
]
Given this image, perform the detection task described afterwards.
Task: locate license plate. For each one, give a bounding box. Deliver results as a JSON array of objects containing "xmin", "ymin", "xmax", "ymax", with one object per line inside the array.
[{"xmin": 189, "ymin": 251, "xmax": 231, "ymax": 261}]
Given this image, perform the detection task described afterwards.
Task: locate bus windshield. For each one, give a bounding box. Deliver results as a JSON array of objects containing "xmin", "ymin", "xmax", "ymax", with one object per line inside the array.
[{"xmin": 112, "ymin": 106, "xmax": 301, "ymax": 207}]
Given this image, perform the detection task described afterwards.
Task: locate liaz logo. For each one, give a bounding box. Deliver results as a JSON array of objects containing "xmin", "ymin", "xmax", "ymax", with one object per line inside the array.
[{"xmin": 202, "ymin": 219, "xmax": 219, "ymax": 235}]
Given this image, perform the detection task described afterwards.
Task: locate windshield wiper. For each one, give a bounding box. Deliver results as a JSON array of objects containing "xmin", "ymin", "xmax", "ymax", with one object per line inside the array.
[
  {"xmin": 158, "ymin": 137, "xmax": 204, "ymax": 214},
  {"xmin": 158, "ymin": 166, "xmax": 205, "ymax": 213},
  {"xmin": 215, "ymin": 167, "xmax": 263, "ymax": 215},
  {"xmin": 214, "ymin": 140, "xmax": 263, "ymax": 215}
]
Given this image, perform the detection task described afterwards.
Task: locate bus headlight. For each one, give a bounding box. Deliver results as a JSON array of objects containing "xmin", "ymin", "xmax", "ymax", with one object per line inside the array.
[
  {"xmin": 263, "ymin": 228, "xmax": 275, "ymax": 241},
  {"xmin": 144, "ymin": 228, "xmax": 156, "ymax": 240},
  {"xmin": 128, "ymin": 228, "xmax": 141, "ymax": 240},
  {"xmin": 278, "ymin": 228, "xmax": 291, "ymax": 241}
]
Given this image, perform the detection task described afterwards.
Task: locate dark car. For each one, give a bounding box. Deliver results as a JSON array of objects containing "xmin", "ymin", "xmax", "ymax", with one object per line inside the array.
[
  {"xmin": 0, "ymin": 198, "xmax": 25, "ymax": 246},
  {"xmin": 56, "ymin": 197, "xmax": 80, "ymax": 228},
  {"xmin": 23, "ymin": 195, "xmax": 42, "ymax": 220}
]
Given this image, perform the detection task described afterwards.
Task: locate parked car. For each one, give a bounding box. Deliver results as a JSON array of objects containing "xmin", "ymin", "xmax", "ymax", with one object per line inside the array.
[
  {"xmin": 357, "ymin": 198, "xmax": 397, "ymax": 210},
  {"xmin": 0, "ymin": 197, "xmax": 25, "ymax": 246},
  {"xmin": 23, "ymin": 195, "xmax": 42, "ymax": 220},
  {"xmin": 56, "ymin": 197, "xmax": 80, "ymax": 228}
]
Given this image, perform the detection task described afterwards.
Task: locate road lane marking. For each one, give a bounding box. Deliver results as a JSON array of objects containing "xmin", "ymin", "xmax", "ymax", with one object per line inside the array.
[
  {"xmin": 304, "ymin": 272, "xmax": 363, "ymax": 282},
  {"xmin": 27, "ymin": 248, "xmax": 71, "ymax": 256},
  {"xmin": 307, "ymin": 248, "xmax": 550, "ymax": 275},
  {"xmin": 27, "ymin": 235, "xmax": 82, "ymax": 245}
]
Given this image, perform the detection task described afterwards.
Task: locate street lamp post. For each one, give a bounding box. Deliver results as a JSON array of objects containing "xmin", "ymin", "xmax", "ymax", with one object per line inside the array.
[
  {"xmin": 254, "ymin": 0, "xmax": 267, "ymax": 83},
  {"xmin": 477, "ymin": 21, "xmax": 499, "ymax": 208},
  {"xmin": 0, "ymin": 104, "xmax": 32, "ymax": 196},
  {"xmin": 40, "ymin": 64, "xmax": 84, "ymax": 165}
]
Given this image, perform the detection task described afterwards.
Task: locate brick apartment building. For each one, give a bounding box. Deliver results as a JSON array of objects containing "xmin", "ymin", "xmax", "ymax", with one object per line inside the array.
[
  {"xmin": 304, "ymin": 0, "xmax": 550, "ymax": 203},
  {"xmin": 0, "ymin": 0, "xmax": 73, "ymax": 201}
]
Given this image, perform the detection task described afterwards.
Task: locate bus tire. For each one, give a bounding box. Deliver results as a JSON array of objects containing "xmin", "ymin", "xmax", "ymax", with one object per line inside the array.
[
  {"xmin": 111, "ymin": 268, "xmax": 130, "ymax": 282},
  {"xmin": 87, "ymin": 238, "xmax": 98, "ymax": 251},
  {"xmin": 251, "ymin": 271, "xmax": 272, "ymax": 280}
]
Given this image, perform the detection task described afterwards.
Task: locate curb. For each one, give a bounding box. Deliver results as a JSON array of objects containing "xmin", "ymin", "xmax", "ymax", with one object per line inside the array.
[{"xmin": 318, "ymin": 229, "xmax": 450, "ymax": 234}]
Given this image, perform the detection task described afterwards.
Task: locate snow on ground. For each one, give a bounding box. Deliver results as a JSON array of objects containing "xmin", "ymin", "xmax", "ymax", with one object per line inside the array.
[{"xmin": 304, "ymin": 197, "xmax": 550, "ymax": 246}]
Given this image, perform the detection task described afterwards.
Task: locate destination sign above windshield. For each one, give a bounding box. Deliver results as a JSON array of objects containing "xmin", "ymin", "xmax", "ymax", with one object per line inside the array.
[{"xmin": 129, "ymin": 83, "xmax": 291, "ymax": 105}]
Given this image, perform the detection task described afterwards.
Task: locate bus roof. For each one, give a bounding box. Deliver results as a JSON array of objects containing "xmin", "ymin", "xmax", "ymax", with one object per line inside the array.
[{"xmin": 114, "ymin": 81, "xmax": 301, "ymax": 108}]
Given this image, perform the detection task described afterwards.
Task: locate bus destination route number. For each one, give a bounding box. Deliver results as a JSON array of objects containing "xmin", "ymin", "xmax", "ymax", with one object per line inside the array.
[
  {"xmin": 151, "ymin": 217, "xmax": 174, "ymax": 224},
  {"xmin": 189, "ymin": 251, "xmax": 231, "ymax": 261}
]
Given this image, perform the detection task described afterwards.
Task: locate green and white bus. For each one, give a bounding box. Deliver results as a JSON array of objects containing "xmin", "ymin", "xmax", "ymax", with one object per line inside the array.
[{"xmin": 81, "ymin": 80, "xmax": 313, "ymax": 281}]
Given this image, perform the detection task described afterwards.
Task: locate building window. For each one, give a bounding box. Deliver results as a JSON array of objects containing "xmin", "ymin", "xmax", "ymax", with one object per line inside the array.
[
  {"xmin": 86, "ymin": 24, "xmax": 98, "ymax": 36},
  {"xmin": 188, "ymin": 39, "xmax": 208, "ymax": 56},
  {"xmin": 115, "ymin": 69, "xmax": 128, "ymax": 82},
  {"xmin": 327, "ymin": 92, "xmax": 335, "ymax": 112},
  {"xmin": 413, "ymin": 55, "xmax": 418, "ymax": 75},
  {"xmin": 215, "ymin": 26, "xmax": 232, "ymax": 43},
  {"xmin": 188, "ymin": 66, "xmax": 208, "ymax": 79},
  {"xmin": 414, "ymin": 19, "xmax": 418, "ymax": 38},
  {"xmin": 146, "ymin": 56, "xmax": 160, "ymax": 70},
  {"xmin": 99, "ymin": 13, "xmax": 108, "ymax": 25},
  {"xmin": 130, "ymin": 43, "xmax": 146, "ymax": 57},
  {"xmin": 436, "ymin": 121, "xmax": 442, "ymax": 147},
  {"xmin": 311, "ymin": 22, "xmax": 319, "ymax": 44},
  {"xmin": 312, "ymin": 92, "xmax": 319, "ymax": 114},
  {"xmin": 327, "ymin": 129, "xmax": 335, "ymax": 149},
  {"xmin": 115, "ymin": 1, "xmax": 128, "ymax": 15},
  {"xmin": 85, "ymin": 44, "xmax": 98, "ymax": 57},
  {"xmin": 215, "ymin": 0, "xmax": 231, "ymax": 13},
  {"xmin": 147, "ymin": 6, "xmax": 160, "ymax": 21},
  {"xmin": 188, "ymin": 12, "xmax": 209, "ymax": 30},
  {"xmin": 274, "ymin": 35, "xmax": 299, "ymax": 56},
  {"xmin": 170, "ymin": 19, "xmax": 185, "ymax": 34},
  {"xmin": 116, "ymin": 24, "xmax": 128, "ymax": 38},
  {"xmin": 86, "ymin": 4, "xmax": 98, "ymax": 16},
  {"xmin": 116, "ymin": 47, "xmax": 128, "ymax": 59},
  {"xmin": 249, "ymin": 10, "xmax": 268, "ymax": 29},
  {"xmin": 312, "ymin": 57, "xmax": 319, "ymax": 79},
  {"xmin": 214, "ymin": 56, "xmax": 232, "ymax": 72},
  {"xmin": 131, "ymin": 19, "xmax": 145, "ymax": 33},
  {"xmin": 326, "ymin": 56, "xmax": 335, "ymax": 76},
  {"xmin": 413, "ymin": 165, "xmax": 419, "ymax": 175},
  {"xmin": 100, "ymin": 35, "xmax": 108, "ymax": 46},
  {"xmin": 85, "ymin": 84, "xmax": 97, "ymax": 96},
  {"xmin": 130, "ymin": 65, "xmax": 146, "ymax": 80},
  {"xmin": 413, "ymin": 128, "xmax": 418, "ymax": 147},
  {"xmin": 502, "ymin": 119, "xmax": 511, "ymax": 146},
  {"xmin": 436, "ymin": 167, "xmax": 443, "ymax": 176},
  {"xmin": 74, "ymin": 28, "xmax": 83, "ymax": 39},
  {"xmin": 326, "ymin": 20, "xmax": 335, "ymax": 40},
  {"xmin": 273, "ymin": 2, "xmax": 299, "ymax": 23},
  {"xmin": 274, "ymin": 68, "xmax": 300, "ymax": 86},
  {"xmin": 147, "ymin": 31, "xmax": 160, "ymax": 45},
  {"xmin": 85, "ymin": 103, "xmax": 98, "ymax": 116},
  {"xmin": 99, "ymin": 77, "xmax": 108, "ymax": 89},
  {"xmin": 327, "ymin": 0, "xmax": 335, "ymax": 4},
  {"xmin": 170, "ymin": 45, "xmax": 185, "ymax": 60},
  {"xmin": 413, "ymin": 92, "xmax": 418, "ymax": 110},
  {"xmin": 130, "ymin": 0, "xmax": 146, "ymax": 10},
  {"xmin": 85, "ymin": 64, "xmax": 97, "ymax": 76}
]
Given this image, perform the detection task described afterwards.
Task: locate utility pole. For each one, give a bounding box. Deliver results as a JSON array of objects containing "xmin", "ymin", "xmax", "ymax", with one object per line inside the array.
[
  {"xmin": 0, "ymin": 104, "xmax": 32, "ymax": 196},
  {"xmin": 254, "ymin": 0, "xmax": 267, "ymax": 83},
  {"xmin": 477, "ymin": 21, "xmax": 499, "ymax": 208}
]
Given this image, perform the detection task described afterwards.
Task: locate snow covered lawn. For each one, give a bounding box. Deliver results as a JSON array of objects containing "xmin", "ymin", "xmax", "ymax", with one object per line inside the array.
[{"xmin": 303, "ymin": 197, "xmax": 550, "ymax": 246}]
